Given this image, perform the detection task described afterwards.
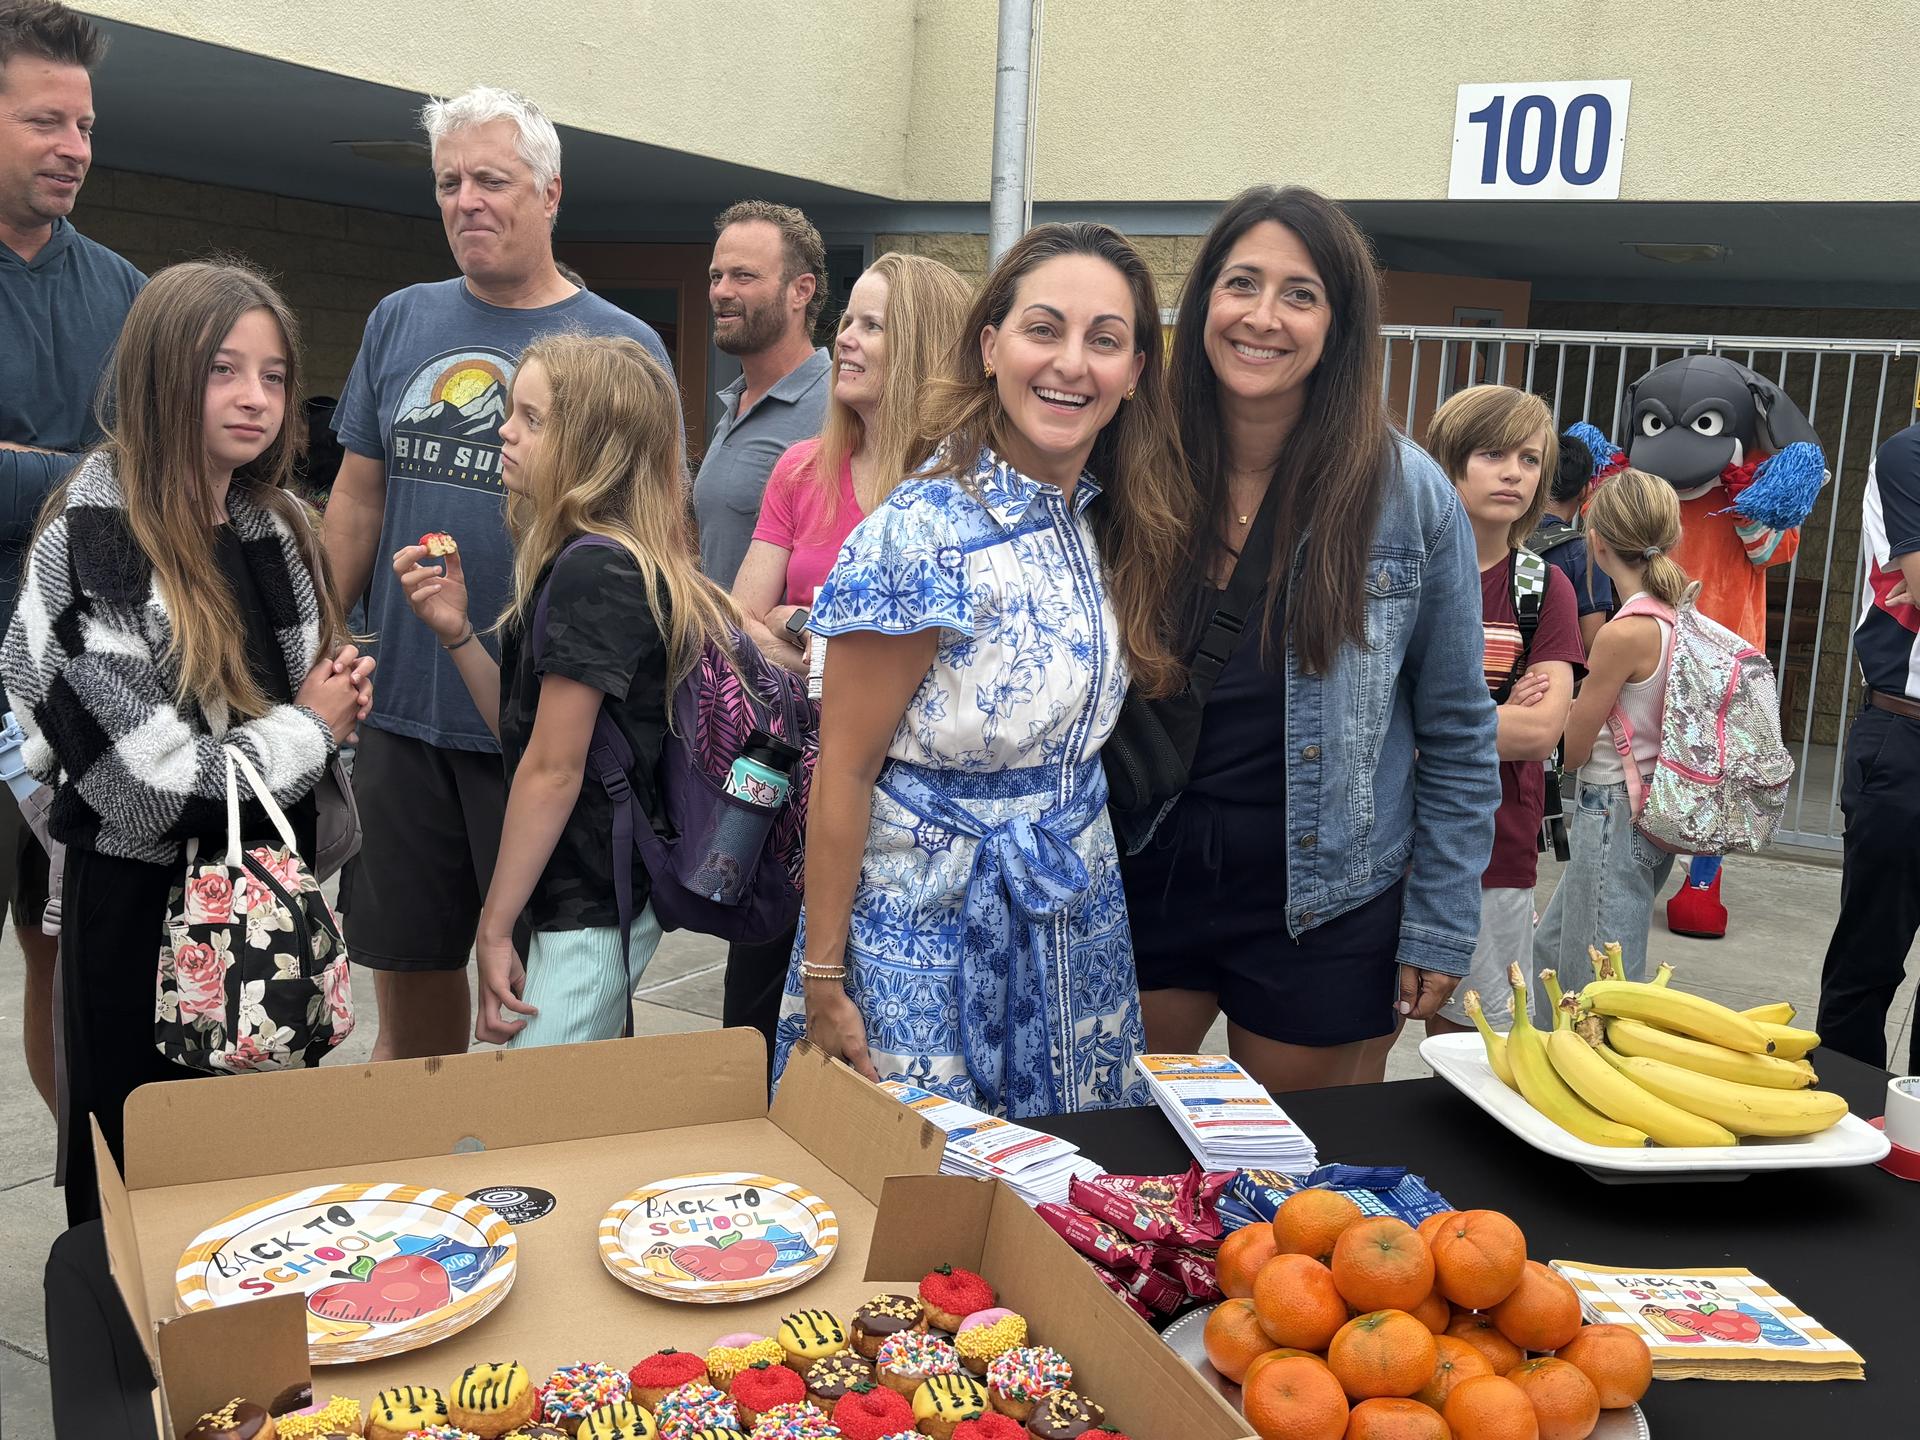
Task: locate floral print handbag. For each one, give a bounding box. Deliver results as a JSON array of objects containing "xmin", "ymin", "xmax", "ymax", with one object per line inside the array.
[{"xmin": 155, "ymin": 746, "xmax": 354, "ymax": 1073}]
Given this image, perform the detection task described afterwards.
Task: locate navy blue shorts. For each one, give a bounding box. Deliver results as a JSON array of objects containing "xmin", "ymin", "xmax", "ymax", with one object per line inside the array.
[{"xmin": 1121, "ymin": 795, "xmax": 1405, "ymax": 1047}]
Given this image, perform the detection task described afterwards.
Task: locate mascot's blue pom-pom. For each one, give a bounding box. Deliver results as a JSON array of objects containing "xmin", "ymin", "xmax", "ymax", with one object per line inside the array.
[
  {"xmin": 1733, "ymin": 440, "xmax": 1827, "ymax": 530},
  {"xmin": 1563, "ymin": 421, "xmax": 1618, "ymax": 479}
]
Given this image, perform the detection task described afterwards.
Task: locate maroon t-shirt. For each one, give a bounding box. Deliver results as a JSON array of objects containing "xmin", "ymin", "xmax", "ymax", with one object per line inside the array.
[{"xmin": 1479, "ymin": 555, "xmax": 1584, "ymax": 890}]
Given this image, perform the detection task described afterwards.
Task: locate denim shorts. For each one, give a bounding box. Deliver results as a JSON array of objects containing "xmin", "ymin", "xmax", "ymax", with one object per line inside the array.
[{"xmin": 1532, "ymin": 778, "xmax": 1676, "ymax": 1015}]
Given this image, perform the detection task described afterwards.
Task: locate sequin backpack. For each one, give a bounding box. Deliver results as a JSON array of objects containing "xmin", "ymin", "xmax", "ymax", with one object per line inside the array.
[{"xmin": 1607, "ymin": 596, "xmax": 1793, "ymax": 855}]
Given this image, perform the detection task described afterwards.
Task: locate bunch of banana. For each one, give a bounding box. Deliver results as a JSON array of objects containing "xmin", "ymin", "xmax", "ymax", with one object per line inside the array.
[{"xmin": 1461, "ymin": 959, "xmax": 1851, "ymax": 1148}]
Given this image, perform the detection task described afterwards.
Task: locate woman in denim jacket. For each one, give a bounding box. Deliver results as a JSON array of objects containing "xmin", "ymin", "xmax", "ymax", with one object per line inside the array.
[{"xmin": 1120, "ymin": 186, "xmax": 1497, "ymax": 1091}]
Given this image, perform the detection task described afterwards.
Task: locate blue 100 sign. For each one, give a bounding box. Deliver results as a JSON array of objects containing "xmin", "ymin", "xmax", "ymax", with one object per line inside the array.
[
  {"xmin": 1449, "ymin": 81, "xmax": 1632, "ymax": 200},
  {"xmin": 1468, "ymin": 92, "xmax": 1613, "ymax": 187}
]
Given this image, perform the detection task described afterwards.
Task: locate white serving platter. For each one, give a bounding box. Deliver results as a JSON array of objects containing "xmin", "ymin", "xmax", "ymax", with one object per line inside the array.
[{"xmin": 1419, "ymin": 1032, "xmax": 1891, "ymax": 1183}]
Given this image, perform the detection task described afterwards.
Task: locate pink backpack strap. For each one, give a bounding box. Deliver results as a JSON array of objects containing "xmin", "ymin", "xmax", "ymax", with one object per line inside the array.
[{"xmin": 1602, "ymin": 597, "xmax": 1677, "ymax": 817}]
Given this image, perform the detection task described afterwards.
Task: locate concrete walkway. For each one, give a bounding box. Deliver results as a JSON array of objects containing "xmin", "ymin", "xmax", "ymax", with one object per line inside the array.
[{"xmin": 0, "ymin": 854, "xmax": 1910, "ymax": 1432}]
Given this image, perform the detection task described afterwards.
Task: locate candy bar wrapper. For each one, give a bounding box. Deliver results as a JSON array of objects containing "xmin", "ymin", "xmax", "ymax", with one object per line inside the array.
[
  {"xmin": 1184, "ymin": 1164, "xmax": 1235, "ymax": 1241},
  {"xmin": 1070, "ymin": 1164, "xmax": 1233, "ymax": 1248},
  {"xmin": 1154, "ymin": 1244, "xmax": 1223, "ymax": 1303},
  {"xmin": 1068, "ymin": 1172, "xmax": 1188, "ymax": 1244},
  {"xmin": 1089, "ymin": 1257, "xmax": 1186, "ymax": 1317},
  {"xmin": 1215, "ymin": 1168, "xmax": 1307, "ymax": 1233},
  {"xmin": 1090, "ymin": 1265, "xmax": 1157, "ymax": 1322},
  {"xmin": 1215, "ymin": 1165, "xmax": 1453, "ymax": 1233},
  {"xmin": 1034, "ymin": 1202, "xmax": 1158, "ymax": 1276}
]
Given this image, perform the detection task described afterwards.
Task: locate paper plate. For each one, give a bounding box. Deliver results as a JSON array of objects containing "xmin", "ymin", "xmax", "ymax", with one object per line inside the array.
[
  {"xmin": 175, "ymin": 1182, "xmax": 517, "ymax": 1365},
  {"xmin": 1162, "ymin": 1304, "xmax": 1650, "ymax": 1437},
  {"xmin": 599, "ymin": 1171, "xmax": 837, "ymax": 1303}
]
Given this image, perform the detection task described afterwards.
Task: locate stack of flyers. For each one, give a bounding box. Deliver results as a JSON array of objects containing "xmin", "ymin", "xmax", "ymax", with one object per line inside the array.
[
  {"xmin": 877, "ymin": 1081, "xmax": 1099, "ymax": 1205},
  {"xmin": 1134, "ymin": 1054, "xmax": 1318, "ymax": 1172}
]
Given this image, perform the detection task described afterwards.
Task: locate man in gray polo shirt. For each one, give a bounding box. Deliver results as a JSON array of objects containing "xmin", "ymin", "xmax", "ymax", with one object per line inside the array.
[{"xmin": 692, "ymin": 200, "xmax": 830, "ymax": 586}]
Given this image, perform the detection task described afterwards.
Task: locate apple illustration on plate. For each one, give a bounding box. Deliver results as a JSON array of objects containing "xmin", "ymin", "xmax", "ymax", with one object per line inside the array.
[
  {"xmin": 669, "ymin": 1233, "xmax": 779, "ymax": 1283},
  {"xmin": 309, "ymin": 1252, "xmax": 452, "ymax": 1324}
]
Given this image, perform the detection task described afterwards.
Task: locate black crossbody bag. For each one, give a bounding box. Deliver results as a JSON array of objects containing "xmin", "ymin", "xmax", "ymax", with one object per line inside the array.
[{"xmin": 1104, "ymin": 489, "xmax": 1280, "ymax": 855}]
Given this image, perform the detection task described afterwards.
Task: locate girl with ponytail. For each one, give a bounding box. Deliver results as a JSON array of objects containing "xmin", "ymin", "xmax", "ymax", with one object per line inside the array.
[{"xmin": 1533, "ymin": 467, "xmax": 1695, "ymax": 990}]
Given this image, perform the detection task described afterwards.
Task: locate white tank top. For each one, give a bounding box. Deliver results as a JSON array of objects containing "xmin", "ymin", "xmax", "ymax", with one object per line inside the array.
[{"xmin": 1580, "ymin": 593, "xmax": 1673, "ymax": 785}]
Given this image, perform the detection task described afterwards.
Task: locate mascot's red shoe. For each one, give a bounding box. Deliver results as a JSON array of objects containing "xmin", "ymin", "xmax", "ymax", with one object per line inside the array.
[{"xmin": 1667, "ymin": 871, "xmax": 1728, "ymax": 939}]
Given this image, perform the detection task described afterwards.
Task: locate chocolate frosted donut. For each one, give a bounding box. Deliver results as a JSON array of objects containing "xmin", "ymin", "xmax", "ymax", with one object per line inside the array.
[
  {"xmin": 183, "ymin": 1400, "xmax": 273, "ymax": 1440},
  {"xmin": 849, "ymin": 1293, "xmax": 921, "ymax": 1358},
  {"xmin": 804, "ymin": 1352, "xmax": 874, "ymax": 1406},
  {"xmin": 1024, "ymin": 1391, "xmax": 1103, "ymax": 1440},
  {"xmin": 267, "ymin": 1384, "xmax": 312, "ymax": 1418}
]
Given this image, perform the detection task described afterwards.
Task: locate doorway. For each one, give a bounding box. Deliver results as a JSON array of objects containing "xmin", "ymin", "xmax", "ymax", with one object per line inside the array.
[{"xmin": 556, "ymin": 242, "xmax": 712, "ymax": 460}]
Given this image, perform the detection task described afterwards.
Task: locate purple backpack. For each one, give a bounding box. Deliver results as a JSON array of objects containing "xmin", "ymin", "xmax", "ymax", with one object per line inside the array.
[{"xmin": 531, "ymin": 537, "xmax": 815, "ymax": 950}]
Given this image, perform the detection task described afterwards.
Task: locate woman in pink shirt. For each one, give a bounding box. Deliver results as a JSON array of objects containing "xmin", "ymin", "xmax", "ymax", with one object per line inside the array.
[{"xmin": 732, "ymin": 252, "xmax": 971, "ymax": 675}]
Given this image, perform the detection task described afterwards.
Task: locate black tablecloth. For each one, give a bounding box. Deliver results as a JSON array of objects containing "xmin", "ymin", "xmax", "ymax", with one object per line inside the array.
[
  {"xmin": 46, "ymin": 1052, "xmax": 1915, "ymax": 1439},
  {"xmin": 1036, "ymin": 1048, "xmax": 1916, "ymax": 1437}
]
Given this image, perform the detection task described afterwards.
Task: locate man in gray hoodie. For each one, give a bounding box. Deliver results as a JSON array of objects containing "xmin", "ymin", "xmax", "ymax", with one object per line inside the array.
[{"xmin": 0, "ymin": 1, "xmax": 142, "ymax": 1113}]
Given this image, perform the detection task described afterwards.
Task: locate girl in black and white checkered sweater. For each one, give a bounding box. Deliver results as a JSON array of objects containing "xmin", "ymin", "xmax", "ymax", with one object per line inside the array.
[{"xmin": 0, "ymin": 262, "xmax": 370, "ymax": 1226}]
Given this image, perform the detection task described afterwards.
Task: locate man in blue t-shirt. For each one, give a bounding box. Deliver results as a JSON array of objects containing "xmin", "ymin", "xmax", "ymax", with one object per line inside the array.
[
  {"xmin": 0, "ymin": 2, "xmax": 142, "ymax": 1115},
  {"xmin": 1817, "ymin": 423, "xmax": 1920, "ymax": 1079},
  {"xmin": 324, "ymin": 86, "xmax": 670, "ymax": 1060}
]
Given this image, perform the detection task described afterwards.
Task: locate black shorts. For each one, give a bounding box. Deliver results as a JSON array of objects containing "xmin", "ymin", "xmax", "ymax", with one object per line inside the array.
[
  {"xmin": 0, "ymin": 785, "xmax": 51, "ymax": 930},
  {"xmin": 339, "ymin": 726, "xmax": 509, "ymax": 972},
  {"xmin": 1121, "ymin": 796, "xmax": 1406, "ymax": 1047}
]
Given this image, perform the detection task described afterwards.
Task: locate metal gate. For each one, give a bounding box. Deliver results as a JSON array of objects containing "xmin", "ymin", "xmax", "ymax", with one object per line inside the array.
[{"xmin": 1380, "ymin": 325, "xmax": 1920, "ymax": 853}]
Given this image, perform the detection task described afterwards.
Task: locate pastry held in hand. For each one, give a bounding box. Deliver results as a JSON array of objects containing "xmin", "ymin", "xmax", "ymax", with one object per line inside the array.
[{"xmin": 420, "ymin": 531, "xmax": 459, "ymax": 557}]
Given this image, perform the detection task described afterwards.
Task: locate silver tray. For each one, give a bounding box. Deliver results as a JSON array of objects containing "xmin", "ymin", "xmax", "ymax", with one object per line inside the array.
[{"xmin": 1161, "ymin": 1303, "xmax": 1650, "ymax": 1438}]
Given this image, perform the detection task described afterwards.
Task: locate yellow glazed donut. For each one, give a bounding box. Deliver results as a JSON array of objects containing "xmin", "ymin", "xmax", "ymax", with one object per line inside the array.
[
  {"xmin": 451, "ymin": 1361, "xmax": 535, "ymax": 1438},
  {"xmin": 776, "ymin": 1308, "xmax": 849, "ymax": 1368},
  {"xmin": 913, "ymin": 1374, "xmax": 990, "ymax": 1440},
  {"xmin": 365, "ymin": 1385, "xmax": 448, "ymax": 1440},
  {"xmin": 578, "ymin": 1399, "xmax": 659, "ymax": 1440}
]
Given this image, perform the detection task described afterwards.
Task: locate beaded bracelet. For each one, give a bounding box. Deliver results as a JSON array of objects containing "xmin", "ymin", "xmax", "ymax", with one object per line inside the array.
[{"xmin": 800, "ymin": 963, "xmax": 850, "ymax": 983}]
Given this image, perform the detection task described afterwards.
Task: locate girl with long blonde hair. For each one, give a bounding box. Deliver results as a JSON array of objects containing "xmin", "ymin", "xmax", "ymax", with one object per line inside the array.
[
  {"xmin": 1, "ymin": 260, "xmax": 370, "ymax": 1225},
  {"xmin": 1533, "ymin": 467, "xmax": 1694, "ymax": 992},
  {"xmin": 395, "ymin": 332, "xmax": 738, "ymax": 1045}
]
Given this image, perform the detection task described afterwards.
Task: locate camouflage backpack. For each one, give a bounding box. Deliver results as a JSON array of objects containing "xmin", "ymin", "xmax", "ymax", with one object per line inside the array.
[{"xmin": 1606, "ymin": 596, "xmax": 1794, "ymax": 855}]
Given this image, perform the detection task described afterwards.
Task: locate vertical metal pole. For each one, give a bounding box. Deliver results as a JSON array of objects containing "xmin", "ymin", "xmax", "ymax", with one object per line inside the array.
[
  {"xmin": 1551, "ymin": 346, "xmax": 1567, "ymax": 425},
  {"xmin": 1829, "ymin": 355, "xmax": 1890, "ymax": 827},
  {"xmin": 988, "ymin": 0, "xmax": 1036, "ymax": 266},
  {"xmin": 1404, "ymin": 338, "xmax": 1423, "ymax": 431},
  {"xmin": 1794, "ymin": 353, "xmax": 1853, "ymax": 832}
]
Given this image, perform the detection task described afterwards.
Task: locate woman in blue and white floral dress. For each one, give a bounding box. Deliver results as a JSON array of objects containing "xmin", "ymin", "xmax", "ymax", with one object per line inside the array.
[{"xmin": 770, "ymin": 223, "xmax": 1195, "ymax": 1118}]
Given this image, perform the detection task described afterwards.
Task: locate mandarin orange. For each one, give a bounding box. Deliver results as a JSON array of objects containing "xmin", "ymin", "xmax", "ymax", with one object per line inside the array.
[
  {"xmin": 1243, "ymin": 1354, "xmax": 1350, "ymax": 1440},
  {"xmin": 1327, "ymin": 1310, "xmax": 1439, "ymax": 1401},
  {"xmin": 1553, "ymin": 1324, "xmax": 1651, "ymax": 1409},
  {"xmin": 1332, "ymin": 1218, "xmax": 1436, "ymax": 1313}
]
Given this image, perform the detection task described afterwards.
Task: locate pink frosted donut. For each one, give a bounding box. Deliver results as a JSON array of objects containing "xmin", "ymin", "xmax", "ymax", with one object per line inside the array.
[
  {"xmin": 957, "ymin": 1309, "xmax": 1019, "ymax": 1334},
  {"xmin": 712, "ymin": 1333, "xmax": 768, "ymax": 1350}
]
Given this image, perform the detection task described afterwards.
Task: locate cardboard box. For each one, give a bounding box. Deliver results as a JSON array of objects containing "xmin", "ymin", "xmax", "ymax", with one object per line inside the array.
[{"xmin": 98, "ymin": 1031, "xmax": 1254, "ymax": 1440}]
